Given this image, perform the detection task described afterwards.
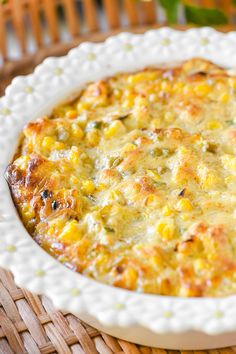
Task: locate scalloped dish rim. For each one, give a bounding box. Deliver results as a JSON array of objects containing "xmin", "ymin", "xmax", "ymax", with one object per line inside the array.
[{"xmin": 1, "ymin": 28, "xmax": 236, "ymax": 345}]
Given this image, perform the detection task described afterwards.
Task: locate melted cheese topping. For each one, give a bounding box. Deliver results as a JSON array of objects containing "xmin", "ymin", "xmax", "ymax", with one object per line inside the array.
[{"xmin": 7, "ymin": 58, "xmax": 236, "ymax": 297}]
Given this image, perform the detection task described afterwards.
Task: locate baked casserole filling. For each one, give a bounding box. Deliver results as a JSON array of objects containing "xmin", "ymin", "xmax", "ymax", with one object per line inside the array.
[{"xmin": 7, "ymin": 58, "xmax": 236, "ymax": 297}]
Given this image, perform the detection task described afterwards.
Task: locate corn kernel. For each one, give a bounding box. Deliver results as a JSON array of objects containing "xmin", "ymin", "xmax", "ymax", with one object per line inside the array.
[
  {"xmin": 197, "ymin": 163, "xmax": 214, "ymax": 188},
  {"xmin": 156, "ymin": 222, "xmax": 165, "ymax": 235},
  {"xmin": 145, "ymin": 194, "xmax": 161, "ymax": 207},
  {"xmin": 127, "ymin": 74, "xmax": 142, "ymax": 84},
  {"xmin": 113, "ymin": 88, "xmax": 122, "ymax": 99},
  {"xmin": 180, "ymin": 286, "xmax": 201, "ymax": 297},
  {"xmin": 72, "ymin": 124, "xmax": 84, "ymax": 139},
  {"xmin": 69, "ymin": 146, "xmax": 81, "ymax": 164},
  {"xmin": 109, "ymin": 189, "xmax": 125, "ymax": 204},
  {"xmin": 222, "ymin": 154, "xmax": 236, "ymax": 174},
  {"xmin": 14, "ymin": 155, "xmax": 29, "ymax": 170},
  {"xmin": 194, "ymin": 259, "xmax": 207, "ymax": 272},
  {"xmin": 48, "ymin": 218, "xmax": 65, "ymax": 236},
  {"xmin": 66, "ymin": 110, "xmax": 78, "ymax": 119},
  {"xmin": 205, "ymin": 175, "xmax": 219, "ymax": 189},
  {"xmin": 159, "ymin": 280, "xmax": 172, "ymax": 295},
  {"xmin": 122, "ymin": 267, "xmax": 138, "ymax": 289},
  {"xmin": 42, "ymin": 136, "xmax": 55, "ymax": 150},
  {"xmin": 220, "ymin": 92, "xmax": 230, "ymax": 103},
  {"xmin": 172, "ymin": 165, "xmax": 188, "ymax": 185},
  {"xmin": 176, "ymin": 198, "xmax": 193, "ymax": 212},
  {"xmin": 86, "ymin": 130, "xmax": 100, "ymax": 147},
  {"xmin": 180, "ymin": 213, "xmax": 190, "ymax": 221},
  {"xmin": 60, "ymin": 161, "xmax": 71, "ymax": 173},
  {"xmin": 59, "ymin": 220, "xmax": 82, "ymax": 244},
  {"xmin": 77, "ymin": 239, "xmax": 90, "ymax": 257},
  {"xmin": 162, "ymin": 205, "xmax": 174, "ymax": 216},
  {"xmin": 77, "ymin": 102, "xmax": 90, "ymax": 111},
  {"xmin": 147, "ymin": 169, "xmax": 160, "ymax": 181},
  {"xmin": 54, "ymin": 141, "xmax": 65, "ymax": 150},
  {"xmin": 178, "ymin": 146, "xmax": 189, "ymax": 156},
  {"xmin": 150, "ymin": 255, "xmax": 163, "ymax": 269},
  {"xmin": 229, "ymin": 78, "xmax": 236, "ymax": 90},
  {"xmin": 134, "ymin": 95, "xmax": 149, "ymax": 108},
  {"xmin": 48, "ymin": 226, "xmax": 55, "ymax": 236},
  {"xmin": 208, "ymin": 253, "xmax": 217, "ymax": 262},
  {"xmin": 77, "ymin": 114, "xmax": 88, "ymax": 128},
  {"xmin": 207, "ymin": 120, "xmax": 222, "ymax": 130},
  {"xmin": 161, "ymin": 81, "xmax": 172, "ymax": 93},
  {"xmin": 151, "ymin": 118, "xmax": 161, "ymax": 129},
  {"xmin": 52, "ymin": 171, "xmax": 60, "ymax": 179},
  {"xmin": 173, "ymin": 81, "xmax": 184, "ymax": 92},
  {"xmin": 121, "ymin": 143, "xmax": 137, "ymax": 153},
  {"xmin": 194, "ymin": 83, "xmax": 211, "ymax": 96},
  {"xmin": 95, "ymin": 252, "xmax": 109, "ymax": 268},
  {"xmin": 81, "ymin": 180, "xmax": 95, "ymax": 195},
  {"xmin": 156, "ymin": 221, "xmax": 175, "ymax": 240},
  {"xmin": 97, "ymin": 183, "xmax": 106, "ymax": 191},
  {"xmin": 127, "ymin": 72, "xmax": 157, "ymax": 84},
  {"xmin": 104, "ymin": 120, "xmax": 126, "ymax": 139},
  {"xmin": 70, "ymin": 175, "xmax": 79, "ymax": 185},
  {"xmin": 225, "ymin": 175, "xmax": 236, "ymax": 184},
  {"xmin": 123, "ymin": 89, "xmax": 135, "ymax": 108},
  {"xmin": 21, "ymin": 203, "xmax": 35, "ymax": 223},
  {"xmin": 122, "ymin": 98, "xmax": 134, "ymax": 109}
]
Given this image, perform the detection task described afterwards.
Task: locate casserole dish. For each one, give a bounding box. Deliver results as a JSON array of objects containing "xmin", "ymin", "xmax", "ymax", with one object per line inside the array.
[{"xmin": 1, "ymin": 27, "xmax": 236, "ymax": 349}]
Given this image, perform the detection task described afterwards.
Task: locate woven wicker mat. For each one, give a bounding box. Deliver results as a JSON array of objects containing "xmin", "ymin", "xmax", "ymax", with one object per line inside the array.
[{"xmin": 1, "ymin": 268, "xmax": 236, "ymax": 354}]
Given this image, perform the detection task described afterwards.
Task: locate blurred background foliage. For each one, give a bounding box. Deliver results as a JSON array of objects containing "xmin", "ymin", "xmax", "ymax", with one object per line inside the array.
[{"xmin": 144, "ymin": 0, "xmax": 232, "ymax": 25}]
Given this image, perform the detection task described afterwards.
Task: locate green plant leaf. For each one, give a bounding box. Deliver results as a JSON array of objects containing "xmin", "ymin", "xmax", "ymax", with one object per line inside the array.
[
  {"xmin": 232, "ymin": 0, "xmax": 236, "ymax": 5},
  {"xmin": 159, "ymin": 0, "xmax": 180, "ymax": 24},
  {"xmin": 185, "ymin": 5, "xmax": 228, "ymax": 25}
]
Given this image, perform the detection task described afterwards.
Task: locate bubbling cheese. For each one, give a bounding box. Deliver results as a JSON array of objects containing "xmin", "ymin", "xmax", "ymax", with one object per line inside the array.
[{"xmin": 6, "ymin": 58, "xmax": 236, "ymax": 297}]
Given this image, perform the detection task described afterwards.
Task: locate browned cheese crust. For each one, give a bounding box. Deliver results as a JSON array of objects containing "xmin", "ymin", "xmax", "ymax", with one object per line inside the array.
[{"xmin": 6, "ymin": 58, "xmax": 236, "ymax": 297}]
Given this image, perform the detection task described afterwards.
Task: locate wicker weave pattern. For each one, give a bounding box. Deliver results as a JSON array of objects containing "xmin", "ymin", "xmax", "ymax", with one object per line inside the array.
[
  {"xmin": 1, "ymin": 268, "xmax": 236, "ymax": 353},
  {"xmin": 0, "ymin": 268, "xmax": 147, "ymax": 354}
]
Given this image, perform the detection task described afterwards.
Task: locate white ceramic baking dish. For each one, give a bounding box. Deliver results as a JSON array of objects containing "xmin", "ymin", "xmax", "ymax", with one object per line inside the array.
[{"xmin": 1, "ymin": 28, "xmax": 236, "ymax": 350}]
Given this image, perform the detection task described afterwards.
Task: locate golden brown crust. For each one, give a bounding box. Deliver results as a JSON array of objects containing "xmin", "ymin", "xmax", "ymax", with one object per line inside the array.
[{"xmin": 7, "ymin": 58, "xmax": 236, "ymax": 297}]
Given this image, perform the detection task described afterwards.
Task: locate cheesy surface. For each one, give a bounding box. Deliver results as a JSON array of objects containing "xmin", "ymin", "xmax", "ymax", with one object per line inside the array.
[{"xmin": 6, "ymin": 58, "xmax": 236, "ymax": 297}]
